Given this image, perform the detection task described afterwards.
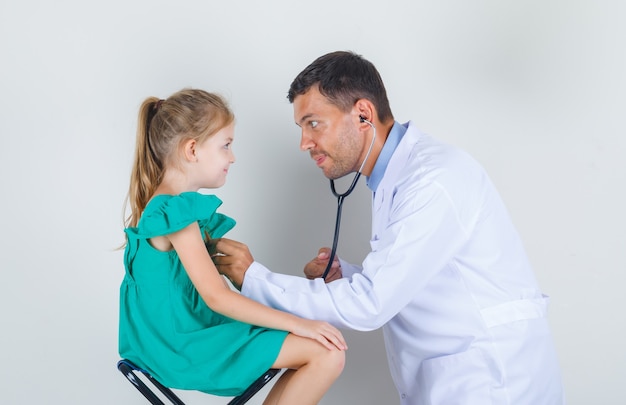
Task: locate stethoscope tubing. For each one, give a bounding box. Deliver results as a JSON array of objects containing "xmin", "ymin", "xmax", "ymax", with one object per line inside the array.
[
  {"xmin": 321, "ymin": 120, "xmax": 376, "ymax": 280},
  {"xmin": 322, "ymin": 172, "xmax": 361, "ymax": 279}
]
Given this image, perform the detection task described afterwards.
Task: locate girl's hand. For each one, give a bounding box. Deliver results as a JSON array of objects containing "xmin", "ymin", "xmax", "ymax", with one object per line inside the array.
[{"xmin": 291, "ymin": 319, "xmax": 348, "ymax": 351}]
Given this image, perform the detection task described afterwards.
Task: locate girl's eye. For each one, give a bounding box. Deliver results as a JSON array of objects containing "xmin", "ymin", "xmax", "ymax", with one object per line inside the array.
[
  {"xmin": 223, "ymin": 143, "xmax": 231, "ymax": 150},
  {"xmin": 310, "ymin": 120, "xmax": 318, "ymax": 128}
]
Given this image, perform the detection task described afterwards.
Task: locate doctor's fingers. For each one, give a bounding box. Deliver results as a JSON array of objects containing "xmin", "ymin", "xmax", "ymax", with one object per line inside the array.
[
  {"xmin": 323, "ymin": 266, "xmax": 342, "ymax": 283},
  {"xmin": 303, "ymin": 249, "xmax": 331, "ymax": 278},
  {"xmin": 303, "ymin": 260, "xmax": 324, "ymax": 279},
  {"xmin": 316, "ymin": 248, "xmax": 340, "ymax": 268},
  {"xmin": 212, "ymin": 251, "xmax": 253, "ymax": 270},
  {"xmin": 304, "ymin": 256, "xmax": 340, "ymax": 280},
  {"xmin": 212, "ymin": 256, "xmax": 247, "ymax": 290},
  {"xmin": 213, "ymin": 238, "xmax": 253, "ymax": 259},
  {"xmin": 316, "ymin": 247, "xmax": 332, "ymax": 257},
  {"xmin": 306, "ymin": 263, "xmax": 341, "ymax": 282}
]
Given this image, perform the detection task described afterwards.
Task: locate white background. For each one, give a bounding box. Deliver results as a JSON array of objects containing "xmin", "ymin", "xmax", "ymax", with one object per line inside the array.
[{"xmin": 1, "ymin": 1, "xmax": 624, "ymax": 403}]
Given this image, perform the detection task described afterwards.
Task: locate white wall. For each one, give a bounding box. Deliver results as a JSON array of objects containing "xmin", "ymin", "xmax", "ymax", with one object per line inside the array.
[{"xmin": 1, "ymin": 0, "xmax": 624, "ymax": 403}]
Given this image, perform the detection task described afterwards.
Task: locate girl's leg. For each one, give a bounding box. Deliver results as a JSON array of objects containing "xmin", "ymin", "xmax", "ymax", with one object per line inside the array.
[
  {"xmin": 262, "ymin": 369, "xmax": 295, "ymax": 405},
  {"xmin": 263, "ymin": 333, "xmax": 345, "ymax": 405}
]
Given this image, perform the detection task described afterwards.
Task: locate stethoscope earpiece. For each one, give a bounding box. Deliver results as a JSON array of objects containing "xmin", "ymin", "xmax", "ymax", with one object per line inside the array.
[{"xmin": 359, "ymin": 115, "xmax": 373, "ymax": 125}]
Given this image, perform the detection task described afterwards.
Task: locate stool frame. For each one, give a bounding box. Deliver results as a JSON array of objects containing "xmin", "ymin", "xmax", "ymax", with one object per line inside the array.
[{"xmin": 117, "ymin": 359, "xmax": 281, "ymax": 405}]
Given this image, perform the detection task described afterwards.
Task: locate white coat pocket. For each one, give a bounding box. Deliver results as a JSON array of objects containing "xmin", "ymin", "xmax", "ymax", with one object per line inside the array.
[{"xmin": 416, "ymin": 348, "xmax": 500, "ymax": 405}]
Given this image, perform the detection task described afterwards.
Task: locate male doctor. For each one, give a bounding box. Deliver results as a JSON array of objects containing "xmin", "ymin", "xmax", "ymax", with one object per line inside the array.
[{"xmin": 214, "ymin": 51, "xmax": 565, "ymax": 404}]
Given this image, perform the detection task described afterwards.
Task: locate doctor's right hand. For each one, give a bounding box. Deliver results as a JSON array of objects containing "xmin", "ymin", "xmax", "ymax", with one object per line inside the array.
[
  {"xmin": 211, "ymin": 238, "xmax": 254, "ymax": 290},
  {"xmin": 304, "ymin": 247, "xmax": 343, "ymax": 283}
]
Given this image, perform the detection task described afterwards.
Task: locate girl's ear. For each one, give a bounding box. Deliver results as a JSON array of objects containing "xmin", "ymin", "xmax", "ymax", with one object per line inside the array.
[{"xmin": 182, "ymin": 139, "xmax": 197, "ymax": 162}]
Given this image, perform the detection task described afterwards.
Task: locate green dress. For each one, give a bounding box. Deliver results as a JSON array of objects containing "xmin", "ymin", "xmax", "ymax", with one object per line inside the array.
[{"xmin": 119, "ymin": 192, "xmax": 288, "ymax": 396}]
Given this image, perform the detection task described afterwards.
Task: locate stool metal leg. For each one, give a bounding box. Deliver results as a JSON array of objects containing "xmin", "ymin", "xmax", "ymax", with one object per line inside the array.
[
  {"xmin": 228, "ymin": 368, "xmax": 281, "ymax": 405},
  {"xmin": 118, "ymin": 359, "xmax": 281, "ymax": 405},
  {"xmin": 117, "ymin": 360, "xmax": 185, "ymax": 405}
]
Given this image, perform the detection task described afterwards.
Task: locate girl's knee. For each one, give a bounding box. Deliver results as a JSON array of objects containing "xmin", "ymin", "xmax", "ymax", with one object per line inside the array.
[
  {"xmin": 317, "ymin": 348, "xmax": 345, "ymax": 377},
  {"xmin": 332, "ymin": 349, "xmax": 346, "ymax": 374}
]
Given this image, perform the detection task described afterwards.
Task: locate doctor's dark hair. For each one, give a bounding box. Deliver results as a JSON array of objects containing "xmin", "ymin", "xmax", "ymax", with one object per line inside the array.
[
  {"xmin": 287, "ymin": 51, "xmax": 393, "ymax": 123},
  {"xmin": 125, "ymin": 88, "xmax": 234, "ymax": 228}
]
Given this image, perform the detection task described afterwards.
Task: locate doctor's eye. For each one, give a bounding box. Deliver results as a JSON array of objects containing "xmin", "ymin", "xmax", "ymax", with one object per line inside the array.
[{"xmin": 310, "ymin": 120, "xmax": 319, "ymax": 128}]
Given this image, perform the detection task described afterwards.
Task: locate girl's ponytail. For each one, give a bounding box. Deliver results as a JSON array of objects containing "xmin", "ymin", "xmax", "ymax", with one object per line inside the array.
[{"xmin": 126, "ymin": 97, "xmax": 164, "ymax": 228}]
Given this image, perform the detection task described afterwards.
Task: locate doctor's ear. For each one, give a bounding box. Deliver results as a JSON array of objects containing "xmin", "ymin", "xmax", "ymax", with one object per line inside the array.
[{"xmin": 354, "ymin": 99, "xmax": 375, "ymax": 126}]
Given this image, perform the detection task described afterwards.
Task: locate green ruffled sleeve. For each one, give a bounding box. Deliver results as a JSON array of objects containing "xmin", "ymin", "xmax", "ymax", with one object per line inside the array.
[{"xmin": 135, "ymin": 192, "xmax": 235, "ymax": 238}]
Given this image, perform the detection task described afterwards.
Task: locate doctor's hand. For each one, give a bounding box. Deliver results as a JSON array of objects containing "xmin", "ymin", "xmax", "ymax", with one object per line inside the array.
[
  {"xmin": 210, "ymin": 238, "xmax": 253, "ymax": 290},
  {"xmin": 304, "ymin": 247, "xmax": 343, "ymax": 283}
]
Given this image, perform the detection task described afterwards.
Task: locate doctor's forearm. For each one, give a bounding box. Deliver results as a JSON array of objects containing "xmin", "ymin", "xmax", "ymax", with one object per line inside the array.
[{"xmin": 242, "ymin": 262, "xmax": 390, "ymax": 331}]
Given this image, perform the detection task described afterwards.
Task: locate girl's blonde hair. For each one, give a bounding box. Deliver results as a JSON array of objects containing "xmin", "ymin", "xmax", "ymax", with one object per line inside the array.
[{"xmin": 125, "ymin": 88, "xmax": 234, "ymax": 228}]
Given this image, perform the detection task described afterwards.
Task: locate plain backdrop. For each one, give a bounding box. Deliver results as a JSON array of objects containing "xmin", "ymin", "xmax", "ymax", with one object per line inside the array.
[{"xmin": 1, "ymin": 0, "xmax": 624, "ymax": 404}]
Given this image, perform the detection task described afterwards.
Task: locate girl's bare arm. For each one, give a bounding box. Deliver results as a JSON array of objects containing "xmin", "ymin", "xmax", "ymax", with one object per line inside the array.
[{"xmin": 168, "ymin": 222, "xmax": 347, "ymax": 351}]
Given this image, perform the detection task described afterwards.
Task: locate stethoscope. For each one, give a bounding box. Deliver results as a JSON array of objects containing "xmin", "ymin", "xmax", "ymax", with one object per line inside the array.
[{"xmin": 322, "ymin": 115, "xmax": 376, "ymax": 279}]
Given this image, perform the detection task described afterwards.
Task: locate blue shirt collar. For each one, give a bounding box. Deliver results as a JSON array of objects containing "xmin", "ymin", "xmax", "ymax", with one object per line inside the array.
[{"xmin": 366, "ymin": 121, "xmax": 407, "ymax": 191}]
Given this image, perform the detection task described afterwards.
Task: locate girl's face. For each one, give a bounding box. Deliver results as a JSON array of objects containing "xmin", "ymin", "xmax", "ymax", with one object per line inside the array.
[{"xmin": 194, "ymin": 123, "xmax": 235, "ymax": 188}]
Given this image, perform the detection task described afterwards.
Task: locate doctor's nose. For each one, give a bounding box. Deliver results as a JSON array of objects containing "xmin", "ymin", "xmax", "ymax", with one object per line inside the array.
[{"xmin": 300, "ymin": 130, "xmax": 315, "ymax": 151}]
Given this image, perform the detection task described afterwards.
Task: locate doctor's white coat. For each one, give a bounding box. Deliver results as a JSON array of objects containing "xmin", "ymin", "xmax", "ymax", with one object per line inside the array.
[{"xmin": 242, "ymin": 122, "xmax": 565, "ymax": 404}]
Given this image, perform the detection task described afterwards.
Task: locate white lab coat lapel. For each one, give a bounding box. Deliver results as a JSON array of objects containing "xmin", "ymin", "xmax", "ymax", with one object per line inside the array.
[{"xmin": 371, "ymin": 121, "xmax": 420, "ymax": 240}]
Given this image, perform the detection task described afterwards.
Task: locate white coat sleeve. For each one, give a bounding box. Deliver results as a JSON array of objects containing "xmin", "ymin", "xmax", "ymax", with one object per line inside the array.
[
  {"xmin": 240, "ymin": 173, "xmax": 472, "ymax": 331},
  {"xmin": 337, "ymin": 258, "xmax": 361, "ymax": 278}
]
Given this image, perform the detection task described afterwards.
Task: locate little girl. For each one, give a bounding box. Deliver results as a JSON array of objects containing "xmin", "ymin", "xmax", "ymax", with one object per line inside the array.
[{"xmin": 119, "ymin": 88, "xmax": 346, "ymax": 404}]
